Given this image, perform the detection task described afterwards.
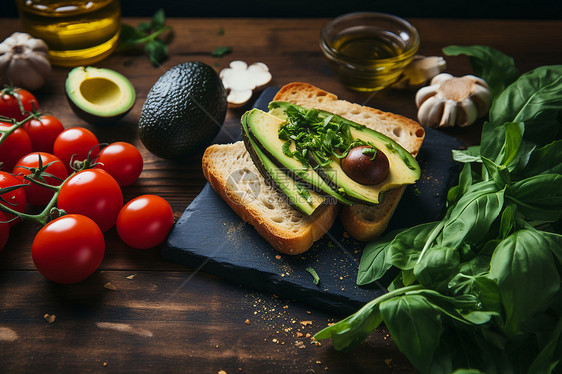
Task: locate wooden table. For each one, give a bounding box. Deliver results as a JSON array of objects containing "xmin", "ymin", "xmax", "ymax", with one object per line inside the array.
[{"xmin": 1, "ymin": 17, "xmax": 561, "ymax": 373}]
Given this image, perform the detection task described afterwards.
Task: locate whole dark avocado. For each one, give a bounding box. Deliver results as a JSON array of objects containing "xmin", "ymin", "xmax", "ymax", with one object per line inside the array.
[{"xmin": 138, "ymin": 61, "xmax": 227, "ymax": 159}]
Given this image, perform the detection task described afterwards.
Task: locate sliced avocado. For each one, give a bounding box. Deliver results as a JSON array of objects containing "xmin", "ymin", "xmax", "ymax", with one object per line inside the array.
[
  {"xmin": 66, "ymin": 66, "xmax": 136, "ymax": 125},
  {"xmin": 241, "ymin": 112, "xmax": 325, "ymax": 215},
  {"xmin": 243, "ymin": 108, "xmax": 353, "ymax": 206},
  {"xmin": 268, "ymin": 101, "xmax": 421, "ymax": 205}
]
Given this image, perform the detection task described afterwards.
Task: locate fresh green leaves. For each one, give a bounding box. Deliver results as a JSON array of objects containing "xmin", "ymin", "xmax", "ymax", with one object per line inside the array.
[
  {"xmin": 118, "ymin": 9, "xmax": 172, "ymax": 66},
  {"xmin": 315, "ymin": 46, "xmax": 562, "ymax": 374}
]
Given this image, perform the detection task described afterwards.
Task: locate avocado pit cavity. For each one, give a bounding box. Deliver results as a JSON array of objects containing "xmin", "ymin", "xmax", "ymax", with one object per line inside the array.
[
  {"xmin": 341, "ymin": 145, "xmax": 390, "ymax": 185},
  {"xmin": 65, "ymin": 66, "xmax": 136, "ymax": 126}
]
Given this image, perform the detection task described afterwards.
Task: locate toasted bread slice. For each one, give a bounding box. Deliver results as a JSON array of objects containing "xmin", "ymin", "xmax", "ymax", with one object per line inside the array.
[
  {"xmin": 202, "ymin": 141, "xmax": 339, "ymax": 255},
  {"xmin": 273, "ymin": 82, "xmax": 425, "ymax": 241}
]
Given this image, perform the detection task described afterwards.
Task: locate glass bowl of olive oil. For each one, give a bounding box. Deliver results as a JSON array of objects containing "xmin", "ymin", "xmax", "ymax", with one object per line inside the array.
[{"xmin": 320, "ymin": 12, "xmax": 420, "ymax": 92}]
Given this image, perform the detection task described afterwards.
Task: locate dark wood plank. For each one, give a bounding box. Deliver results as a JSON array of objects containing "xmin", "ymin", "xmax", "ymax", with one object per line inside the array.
[{"xmin": 0, "ymin": 270, "xmax": 413, "ymax": 373}]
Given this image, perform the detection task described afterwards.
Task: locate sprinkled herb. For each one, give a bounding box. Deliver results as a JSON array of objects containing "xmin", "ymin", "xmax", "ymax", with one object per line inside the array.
[
  {"xmin": 305, "ymin": 267, "xmax": 320, "ymax": 285},
  {"xmin": 211, "ymin": 46, "xmax": 232, "ymax": 57},
  {"xmin": 278, "ymin": 104, "xmax": 372, "ymax": 168},
  {"xmin": 118, "ymin": 9, "xmax": 172, "ymax": 67}
]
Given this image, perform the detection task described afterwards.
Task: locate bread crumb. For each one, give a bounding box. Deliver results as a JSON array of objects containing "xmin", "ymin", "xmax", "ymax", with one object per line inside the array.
[
  {"xmin": 126, "ymin": 274, "xmax": 135, "ymax": 280},
  {"xmin": 245, "ymin": 319, "xmax": 250, "ymax": 325},
  {"xmin": 43, "ymin": 313, "xmax": 56, "ymax": 324},
  {"xmin": 104, "ymin": 282, "xmax": 117, "ymax": 291},
  {"xmin": 300, "ymin": 321, "xmax": 312, "ymax": 327},
  {"xmin": 103, "ymin": 362, "xmax": 108, "ymax": 367},
  {"xmin": 296, "ymin": 332, "xmax": 303, "ymax": 338},
  {"xmin": 305, "ymin": 333, "xmax": 311, "ymax": 338},
  {"xmin": 218, "ymin": 371, "xmax": 227, "ymax": 374},
  {"xmin": 275, "ymin": 255, "xmax": 281, "ymax": 260},
  {"xmin": 384, "ymin": 358, "xmax": 392, "ymax": 366}
]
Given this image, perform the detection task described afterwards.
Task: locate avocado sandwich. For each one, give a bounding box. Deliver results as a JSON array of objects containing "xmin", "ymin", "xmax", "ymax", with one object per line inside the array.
[{"xmin": 202, "ymin": 83, "xmax": 425, "ymax": 254}]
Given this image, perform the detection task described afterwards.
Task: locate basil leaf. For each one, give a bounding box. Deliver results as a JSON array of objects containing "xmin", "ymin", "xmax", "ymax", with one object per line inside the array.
[
  {"xmin": 507, "ymin": 173, "xmax": 562, "ymax": 222},
  {"xmin": 145, "ymin": 39, "xmax": 168, "ymax": 67},
  {"xmin": 442, "ymin": 182, "xmax": 504, "ymax": 247},
  {"xmin": 414, "ymin": 246, "xmax": 460, "ymax": 292},
  {"xmin": 380, "ymin": 294, "xmax": 443, "ymax": 374},
  {"xmin": 488, "ymin": 229, "xmax": 560, "ymax": 338},
  {"xmin": 489, "ymin": 65, "xmax": 562, "ymax": 147}
]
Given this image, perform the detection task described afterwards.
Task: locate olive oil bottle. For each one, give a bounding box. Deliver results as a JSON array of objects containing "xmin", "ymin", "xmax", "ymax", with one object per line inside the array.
[{"xmin": 16, "ymin": 0, "xmax": 121, "ymax": 67}]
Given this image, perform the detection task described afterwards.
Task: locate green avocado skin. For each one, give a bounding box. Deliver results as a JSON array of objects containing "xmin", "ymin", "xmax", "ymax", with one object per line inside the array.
[{"xmin": 138, "ymin": 61, "xmax": 227, "ymax": 159}]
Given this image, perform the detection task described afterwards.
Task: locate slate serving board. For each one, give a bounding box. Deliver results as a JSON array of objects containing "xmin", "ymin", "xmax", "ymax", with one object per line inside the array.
[{"xmin": 162, "ymin": 87, "xmax": 464, "ymax": 315}]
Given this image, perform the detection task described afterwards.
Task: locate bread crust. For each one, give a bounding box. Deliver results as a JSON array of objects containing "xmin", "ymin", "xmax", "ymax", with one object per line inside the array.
[
  {"xmin": 202, "ymin": 142, "xmax": 338, "ymax": 255},
  {"xmin": 273, "ymin": 82, "xmax": 424, "ymax": 242}
]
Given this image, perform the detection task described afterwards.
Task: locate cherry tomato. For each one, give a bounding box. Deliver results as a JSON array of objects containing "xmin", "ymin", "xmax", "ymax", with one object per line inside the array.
[
  {"xmin": 57, "ymin": 169, "xmax": 123, "ymax": 232},
  {"xmin": 23, "ymin": 114, "xmax": 65, "ymax": 153},
  {"xmin": 116, "ymin": 195, "xmax": 174, "ymax": 249},
  {"xmin": 53, "ymin": 127, "xmax": 100, "ymax": 174},
  {"xmin": 0, "ymin": 88, "xmax": 38, "ymax": 122},
  {"xmin": 0, "ymin": 211, "xmax": 10, "ymax": 251},
  {"xmin": 95, "ymin": 142, "xmax": 143, "ymax": 187},
  {"xmin": 0, "ymin": 121, "xmax": 33, "ymax": 171},
  {"xmin": 0, "ymin": 171, "xmax": 27, "ymax": 227},
  {"xmin": 13, "ymin": 152, "xmax": 68, "ymax": 206},
  {"xmin": 32, "ymin": 214, "xmax": 105, "ymax": 284}
]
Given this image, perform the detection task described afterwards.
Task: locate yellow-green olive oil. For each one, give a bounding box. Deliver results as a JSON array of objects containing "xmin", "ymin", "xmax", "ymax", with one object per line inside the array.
[
  {"xmin": 16, "ymin": 0, "xmax": 121, "ymax": 67},
  {"xmin": 330, "ymin": 32, "xmax": 411, "ymax": 91}
]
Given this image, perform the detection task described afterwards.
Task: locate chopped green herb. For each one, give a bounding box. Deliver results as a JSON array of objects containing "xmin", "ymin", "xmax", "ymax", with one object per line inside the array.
[
  {"xmin": 211, "ymin": 46, "xmax": 232, "ymax": 57},
  {"xmin": 277, "ymin": 104, "xmax": 372, "ymax": 168},
  {"xmin": 217, "ymin": 26, "xmax": 225, "ymax": 35},
  {"xmin": 362, "ymin": 147, "xmax": 378, "ymax": 160},
  {"xmin": 305, "ymin": 267, "xmax": 320, "ymax": 285}
]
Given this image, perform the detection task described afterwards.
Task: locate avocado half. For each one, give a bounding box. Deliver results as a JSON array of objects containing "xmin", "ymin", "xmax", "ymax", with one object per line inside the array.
[{"xmin": 66, "ymin": 66, "xmax": 136, "ymax": 125}]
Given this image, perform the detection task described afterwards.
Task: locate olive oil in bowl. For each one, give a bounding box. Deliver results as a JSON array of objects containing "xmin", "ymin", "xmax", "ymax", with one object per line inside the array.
[
  {"xmin": 16, "ymin": 0, "xmax": 121, "ymax": 67},
  {"xmin": 320, "ymin": 13, "xmax": 419, "ymax": 92}
]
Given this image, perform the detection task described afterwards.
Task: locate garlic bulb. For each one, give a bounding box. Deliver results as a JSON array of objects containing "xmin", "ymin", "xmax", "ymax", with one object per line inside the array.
[
  {"xmin": 0, "ymin": 32, "xmax": 51, "ymax": 91},
  {"xmin": 415, "ymin": 73, "xmax": 492, "ymax": 128}
]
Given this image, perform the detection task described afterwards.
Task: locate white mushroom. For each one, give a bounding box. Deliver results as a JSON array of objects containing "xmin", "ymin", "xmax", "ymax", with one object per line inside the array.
[
  {"xmin": 392, "ymin": 55, "xmax": 447, "ymax": 89},
  {"xmin": 415, "ymin": 73, "xmax": 492, "ymax": 128},
  {"xmin": 219, "ymin": 61, "xmax": 272, "ymax": 108}
]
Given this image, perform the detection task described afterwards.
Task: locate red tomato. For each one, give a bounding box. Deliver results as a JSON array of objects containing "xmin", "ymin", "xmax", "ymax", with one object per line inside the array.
[
  {"xmin": 13, "ymin": 152, "xmax": 68, "ymax": 206},
  {"xmin": 0, "ymin": 211, "xmax": 9, "ymax": 251},
  {"xmin": 0, "ymin": 88, "xmax": 38, "ymax": 122},
  {"xmin": 0, "ymin": 171, "xmax": 27, "ymax": 227},
  {"xmin": 95, "ymin": 142, "xmax": 143, "ymax": 187},
  {"xmin": 23, "ymin": 114, "xmax": 65, "ymax": 153},
  {"xmin": 0, "ymin": 121, "xmax": 33, "ymax": 171},
  {"xmin": 116, "ymin": 195, "xmax": 174, "ymax": 249},
  {"xmin": 53, "ymin": 127, "xmax": 100, "ymax": 174},
  {"xmin": 57, "ymin": 169, "xmax": 123, "ymax": 232},
  {"xmin": 32, "ymin": 214, "xmax": 105, "ymax": 284}
]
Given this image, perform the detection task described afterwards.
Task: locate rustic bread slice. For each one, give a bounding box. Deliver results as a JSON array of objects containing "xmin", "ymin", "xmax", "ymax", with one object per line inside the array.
[
  {"xmin": 202, "ymin": 141, "xmax": 339, "ymax": 255},
  {"xmin": 272, "ymin": 82, "xmax": 425, "ymax": 241}
]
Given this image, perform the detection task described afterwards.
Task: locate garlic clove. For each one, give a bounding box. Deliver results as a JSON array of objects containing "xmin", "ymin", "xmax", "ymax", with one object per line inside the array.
[
  {"xmin": 458, "ymin": 98, "xmax": 478, "ymax": 127},
  {"xmin": 470, "ymin": 84, "xmax": 492, "ymax": 117},
  {"xmin": 417, "ymin": 96, "xmax": 445, "ymax": 127},
  {"xmin": 440, "ymin": 100, "xmax": 458, "ymax": 127},
  {"xmin": 415, "ymin": 84, "xmax": 440, "ymax": 108}
]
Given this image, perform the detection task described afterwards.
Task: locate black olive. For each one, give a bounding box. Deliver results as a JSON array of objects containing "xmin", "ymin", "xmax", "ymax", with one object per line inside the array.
[{"xmin": 341, "ymin": 145, "xmax": 390, "ymax": 185}]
